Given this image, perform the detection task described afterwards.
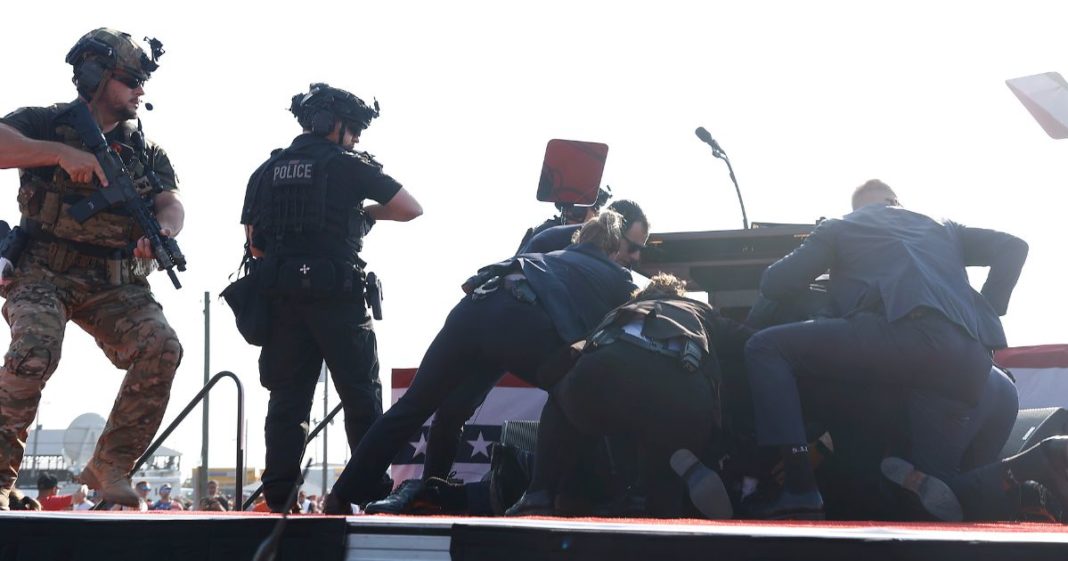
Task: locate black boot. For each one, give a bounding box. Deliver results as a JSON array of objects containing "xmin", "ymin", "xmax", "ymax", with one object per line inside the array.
[
  {"xmin": 1004, "ymin": 436, "xmax": 1068, "ymax": 507},
  {"xmin": 364, "ymin": 479, "xmax": 427, "ymax": 514},
  {"xmin": 743, "ymin": 445, "xmax": 824, "ymax": 520},
  {"xmin": 880, "ymin": 457, "xmax": 963, "ymax": 521},
  {"xmin": 505, "ymin": 490, "xmax": 555, "ymax": 516}
]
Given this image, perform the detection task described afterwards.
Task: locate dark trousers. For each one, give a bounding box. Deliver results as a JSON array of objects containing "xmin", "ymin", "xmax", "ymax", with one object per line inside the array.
[
  {"xmin": 332, "ymin": 289, "xmax": 564, "ymax": 503},
  {"xmin": 906, "ymin": 367, "xmax": 1019, "ymax": 520},
  {"xmin": 259, "ymin": 296, "xmax": 381, "ymax": 510},
  {"xmin": 529, "ymin": 344, "xmax": 717, "ymax": 516},
  {"xmin": 745, "ymin": 312, "xmax": 992, "ymax": 447}
]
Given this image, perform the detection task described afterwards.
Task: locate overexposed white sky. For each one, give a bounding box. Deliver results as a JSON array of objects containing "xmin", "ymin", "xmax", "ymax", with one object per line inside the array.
[{"xmin": 2, "ymin": 0, "xmax": 1065, "ymax": 478}]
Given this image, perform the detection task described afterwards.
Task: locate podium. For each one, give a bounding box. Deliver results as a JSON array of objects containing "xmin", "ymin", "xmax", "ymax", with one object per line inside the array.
[{"xmin": 636, "ymin": 223, "xmax": 814, "ymax": 319}]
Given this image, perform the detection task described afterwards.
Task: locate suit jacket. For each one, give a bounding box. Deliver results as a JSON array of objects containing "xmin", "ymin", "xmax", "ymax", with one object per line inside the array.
[{"xmin": 760, "ymin": 204, "xmax": 1027, "ymax": 349}]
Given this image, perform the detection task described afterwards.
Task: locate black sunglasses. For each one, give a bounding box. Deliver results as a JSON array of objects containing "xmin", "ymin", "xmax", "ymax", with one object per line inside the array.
[
  {"xmin": 113, "ymin": 73, "xmax": 145, "ymax": 90},
  {"xmin": 623, "ymin": 237, "xmax": 646, "ymax": 254}
]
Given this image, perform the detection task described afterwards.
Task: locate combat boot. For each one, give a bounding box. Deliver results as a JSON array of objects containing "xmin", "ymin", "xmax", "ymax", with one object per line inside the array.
[{"xmin": 80, "ymin": 458, "xmax": 140, "ymax": 507}]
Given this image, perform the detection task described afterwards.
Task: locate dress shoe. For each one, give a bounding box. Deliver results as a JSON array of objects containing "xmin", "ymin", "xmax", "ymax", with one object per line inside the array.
[
  {"xmin": 670, "ymin": 449, "xmax": 733, "ymax": 519},
  {"xmin": 364, "ymin": 479, "xmax": 427, "ymax": 514},
  {"xmin": 1007, "ymin": 436, "xmax": 1068, "ymax": 509},
  {"xmin": 364, "ymin": 477, "xmax": 466, "ymax": 515},
  {"xmin": 743, "ymin": 488, "xmax": 824, "ymax": 520},
  {"xmin": 323, "ymin": 492, "xmax": 354, "ymax": 515},
  {"xmin": 505, "ymin": 490, "xmax": 555, "ymax": 516},
  {"xmin": 79, "ymin": 459, "xmax": 140, "ymax": 507},
  {"xmin": 880, "ymin": 457, "xmax": 963, "ymax": 522}
]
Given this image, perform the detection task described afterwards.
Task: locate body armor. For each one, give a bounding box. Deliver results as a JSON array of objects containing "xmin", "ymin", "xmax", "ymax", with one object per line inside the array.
[
  {"xmin": 17, "ymin": 107, "xmax": 150, "ymax": 249},
  {"xmin": 253, "ymin": 137, "xmax": 369, "ymax": 262}
]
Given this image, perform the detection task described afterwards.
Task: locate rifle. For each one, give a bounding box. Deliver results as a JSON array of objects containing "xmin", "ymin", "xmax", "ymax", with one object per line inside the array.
[{"xmin": 61, "ymin": 101, "xmax": 187, "ymax": 289}]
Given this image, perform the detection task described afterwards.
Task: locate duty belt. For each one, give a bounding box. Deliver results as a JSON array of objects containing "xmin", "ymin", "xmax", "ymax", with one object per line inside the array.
[{"xmin": 587, "ymin": 327, "xmax": 705, "ymax": 373}]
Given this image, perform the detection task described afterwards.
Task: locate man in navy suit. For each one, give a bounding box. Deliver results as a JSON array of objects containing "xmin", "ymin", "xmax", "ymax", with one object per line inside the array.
[{"xmin": 743, "ymin": 179, "xmax": 1028, "ymax": 519}]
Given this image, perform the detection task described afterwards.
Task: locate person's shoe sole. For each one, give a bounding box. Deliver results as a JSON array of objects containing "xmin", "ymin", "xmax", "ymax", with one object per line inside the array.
[
  {"xmin": 670, "ymin": 449, "xmax": 733, "ymax": 519},
  {"xmin": 880, "ymin": 457, "xmax": 963, "ymax": 522}
]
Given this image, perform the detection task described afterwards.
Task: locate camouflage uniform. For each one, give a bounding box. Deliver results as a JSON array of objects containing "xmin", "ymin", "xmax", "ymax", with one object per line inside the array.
[{"xmin": 0, "ymin": 75, "xmax": 183, "ymax": 504}]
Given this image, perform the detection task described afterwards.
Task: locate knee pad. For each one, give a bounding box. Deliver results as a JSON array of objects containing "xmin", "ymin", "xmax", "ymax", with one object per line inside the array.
[{"xmin": 3, "ymin": 344, "xmax": 58, "ymax": 380}]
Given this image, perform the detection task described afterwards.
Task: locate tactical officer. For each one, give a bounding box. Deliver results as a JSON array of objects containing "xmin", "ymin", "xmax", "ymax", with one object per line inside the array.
[
  {"xmin": 240, "ymin": 83, "xmax": 422, "ymax": 512},
  {"xmin": 0, "ymin": 28, "xmax": 183, "ymax": 509},
  {"xmin": 507, "ymin": 273, "xmax": 752, "ymax": 518},
  {"xmin": 328, "ymin": 212, "xmax": 638, "ymax": 513},
  {"xmin": 515, "ymin": 186, "xmax": 612, "ymax": 254}
]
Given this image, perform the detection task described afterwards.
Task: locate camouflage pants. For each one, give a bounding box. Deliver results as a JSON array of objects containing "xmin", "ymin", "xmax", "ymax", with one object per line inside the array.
[{"xmin": 0, "ymin": 254, "xmax": 183, "ymax": 492}]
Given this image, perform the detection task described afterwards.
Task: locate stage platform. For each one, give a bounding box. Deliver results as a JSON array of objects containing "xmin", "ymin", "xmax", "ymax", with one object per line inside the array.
[{"xmin": 2, "ymin": 511, "xmax": 1067, "ymax": 561}]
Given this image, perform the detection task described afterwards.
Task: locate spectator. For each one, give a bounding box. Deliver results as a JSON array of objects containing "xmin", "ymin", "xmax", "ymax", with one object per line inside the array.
[
  {"xmin": 199, "ymin": 497, "xmax": 226, "ymax": 512},
  {"xmin": 134, "ymin": 480, "xmax": 152, "ymax": 505},
  {"xmin": 152, "ymin": 483, "xmax": 183, "ymax": 511},
  {"xmin": 36, "ymin": 473, "xmax": 73, "ymax": 511},
  {"xmin": 71, "ymin": 484, "xmax": 94, "ymax": 511},
  {"xmin": 205, "ymin": 480, "xmax": 230, "ymax": 511}
]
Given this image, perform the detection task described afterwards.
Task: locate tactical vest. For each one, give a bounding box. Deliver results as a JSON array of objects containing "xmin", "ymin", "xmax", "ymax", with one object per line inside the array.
[
  {"xmin": 18, "ymin": 118, "xmax": 150, "ymax": 249},
  {"xmin": 252, "ymin": 137, "xmax": 367, "ymax": 261}
]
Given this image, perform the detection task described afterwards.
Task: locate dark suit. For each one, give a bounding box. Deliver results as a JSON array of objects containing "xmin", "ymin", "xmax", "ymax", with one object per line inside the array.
[{"xmin": 746, "ymin": 204, "xmax": 1027, "ymax": 447}]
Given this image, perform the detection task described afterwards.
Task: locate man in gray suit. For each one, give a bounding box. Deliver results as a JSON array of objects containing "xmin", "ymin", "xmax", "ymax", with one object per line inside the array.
[{"xmin": 743, "ymin": 179, "xmax": 1028, "ymax": 519}]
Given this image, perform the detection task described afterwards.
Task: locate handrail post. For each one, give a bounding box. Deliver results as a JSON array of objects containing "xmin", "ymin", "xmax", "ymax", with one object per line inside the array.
[{"xmin": 125, "ymin": 371, "xmax": 245, "ymax": 508}]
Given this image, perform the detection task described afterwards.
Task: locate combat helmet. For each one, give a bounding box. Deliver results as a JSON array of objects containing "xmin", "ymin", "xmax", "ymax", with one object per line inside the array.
[
  {"xmin": 65, "ymin": 28, "xmax": 163, "ymax": 98},
  {"xmin": 290, "ymin": 83, "xmax": 379, "ymax": 136}
]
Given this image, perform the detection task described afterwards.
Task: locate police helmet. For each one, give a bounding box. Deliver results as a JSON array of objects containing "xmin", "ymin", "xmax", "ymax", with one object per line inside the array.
[
  {"xmin": 66, "ymin": 28, "xmax": 163, "ymax": 98},
  {"xmin": 290, "ymin": 83, "xmax": 379, "ymax": 136}
]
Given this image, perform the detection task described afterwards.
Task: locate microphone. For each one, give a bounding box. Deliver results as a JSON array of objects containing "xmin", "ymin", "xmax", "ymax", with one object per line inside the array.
[
  {"xmin": 694, "ymin": 126, "xmax": 749, "ymax": 229},
  {"xmin": 144, "ymin": 102, "xmax": 154, "ymax": 111},
  {"xmin": 694, "ymin": 127, "xmax": 724, "ymax": 158}
]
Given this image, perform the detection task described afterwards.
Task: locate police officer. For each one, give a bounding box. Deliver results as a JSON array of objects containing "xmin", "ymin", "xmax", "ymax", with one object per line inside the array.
[
  {"xmin": 507, "ymin": 273, "xmax": 752, "ymax": 518},
  {"xmin": 515, "ymin": 186, "xmax": 612, "ymax": 254},
  {"xmin": 0, "ymin": 28, "xmax": 183, "ymax": 509},
  {"xmin": 240, "ymin": 83, "xmax": 422, "ymax": 512}
]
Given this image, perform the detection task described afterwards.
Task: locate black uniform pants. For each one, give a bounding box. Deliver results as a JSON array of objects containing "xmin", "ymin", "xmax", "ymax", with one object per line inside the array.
[
  {"xmin": 332, "ymin": 289, "xmax": 564, "ymax": 503},
  {"xmin": 259, "ymin": 295, "xmax": 381, "ymax": 511},
  {"xmin": 529, "ymin": 343, "xmax": 717, "ymax": 516}
]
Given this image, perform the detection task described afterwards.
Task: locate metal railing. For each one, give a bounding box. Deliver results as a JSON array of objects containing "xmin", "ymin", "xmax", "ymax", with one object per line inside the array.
[
  {"xmin": 241, "ymin": 401, "xmax": 343, "ymax": 511},
  {"xmin": 132, "ymin": 370, "xmax": 245, "ymax": 502}
]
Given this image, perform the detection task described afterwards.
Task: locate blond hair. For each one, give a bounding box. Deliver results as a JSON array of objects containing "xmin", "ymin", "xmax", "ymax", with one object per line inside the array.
[{"xmin": 574, "ymin": 210, "xmax": 624, "ymax": 255}]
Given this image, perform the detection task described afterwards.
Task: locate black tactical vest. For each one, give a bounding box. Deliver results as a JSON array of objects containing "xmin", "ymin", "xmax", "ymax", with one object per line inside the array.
[{"xmin": 252, "ymin": 136, "xmax": 365, "ymax": 261}]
